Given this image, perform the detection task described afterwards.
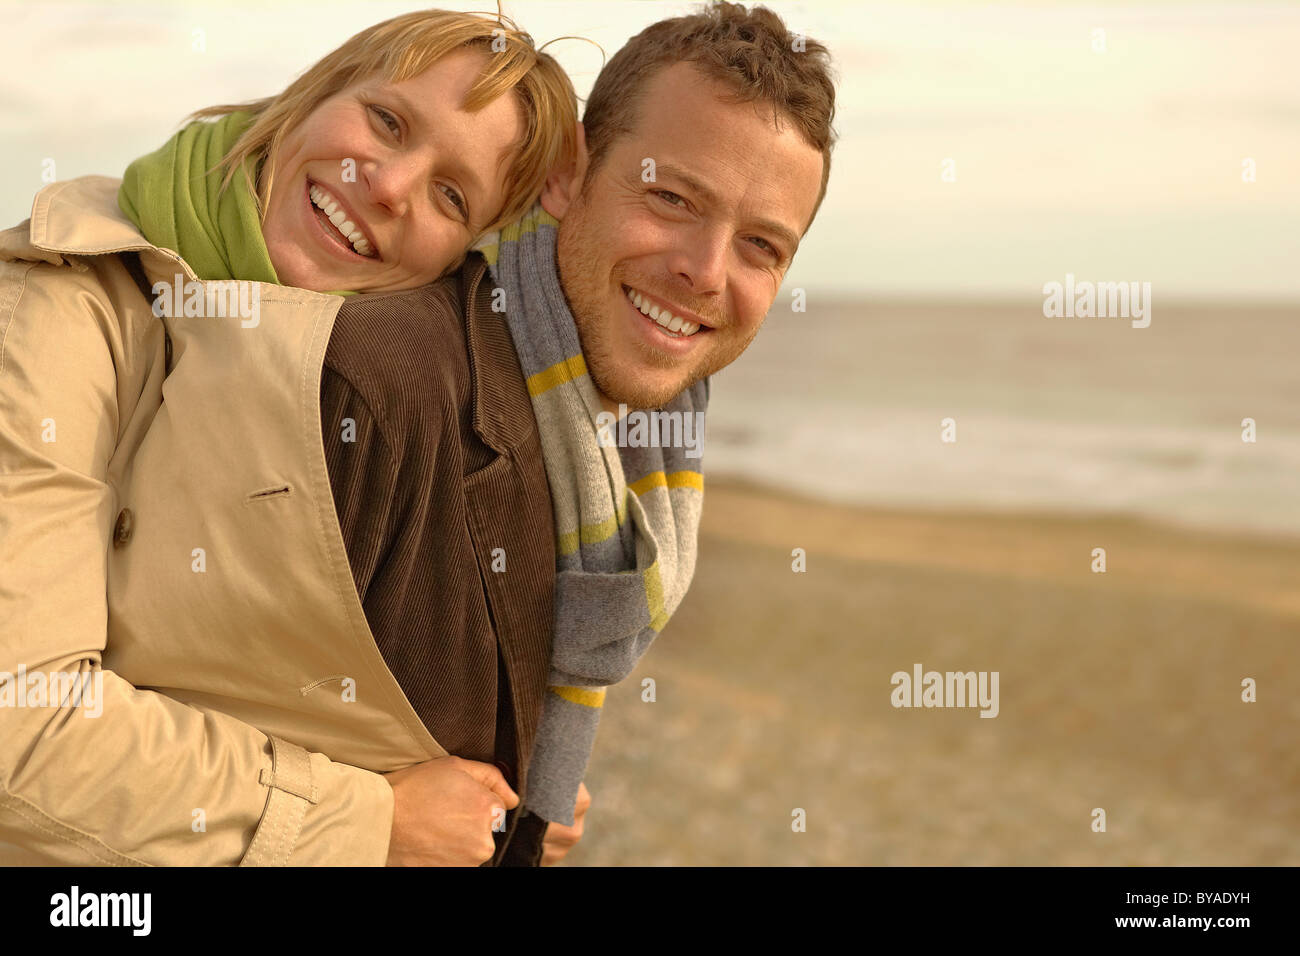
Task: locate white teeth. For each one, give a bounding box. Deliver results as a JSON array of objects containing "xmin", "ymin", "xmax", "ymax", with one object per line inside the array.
[
  {"xmin": 309, "ymin": 184, "xmax": 376, "ymax": 258},
  {"xmin": 623, "ymin": 286, "xmax": 703, "ymax": 337}
]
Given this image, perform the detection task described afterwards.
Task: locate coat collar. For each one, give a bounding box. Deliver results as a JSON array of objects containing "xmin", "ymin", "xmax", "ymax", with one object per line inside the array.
[
  {"xmin": 3, "ymin": 176, "xmax": 200, "ymax": 281},
  {"xmin": 462, "ymin": 252, "xmax": 541, "ymax": 457},
  {"xmin": 5, "ymin": 177, "xmax": 540, "ymax": 461}
]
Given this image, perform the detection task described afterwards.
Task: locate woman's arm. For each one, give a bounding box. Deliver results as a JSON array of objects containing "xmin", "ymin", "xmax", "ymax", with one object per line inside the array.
[{"xmin": 0, "ymin": 257, "xmax": 392, "ymax": 865}]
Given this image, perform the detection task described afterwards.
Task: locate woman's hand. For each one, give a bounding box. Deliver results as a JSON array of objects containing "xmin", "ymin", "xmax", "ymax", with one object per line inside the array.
[
  {"xmin": 384, "ymin": 755, "xmax": 519, "ymax": 866},
  {"xmin": 541, "ymin": 780, "xmax": 591, "ymax": 865}
]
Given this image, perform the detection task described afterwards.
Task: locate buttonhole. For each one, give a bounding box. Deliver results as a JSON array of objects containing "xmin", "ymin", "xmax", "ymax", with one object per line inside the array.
[
  {"xmin": 247, "ymin": 484, "xmax": 293, "ymax": 502},
  {"xmin": 299, "ymin": 675, "xmax": 348, "ymax": 696}
]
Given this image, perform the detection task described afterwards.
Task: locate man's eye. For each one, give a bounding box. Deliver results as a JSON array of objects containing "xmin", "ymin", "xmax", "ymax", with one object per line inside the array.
[
  {"xmin": 369, "ymin": 105, "xmax": 400, "ymax": 135},
  {"xmin": 654, "ymin": 190, "xmax": 686, "ymax": 207},
  {"xmin": 748, "ymin": 236, "xmax": 777, "ymax": 255}
]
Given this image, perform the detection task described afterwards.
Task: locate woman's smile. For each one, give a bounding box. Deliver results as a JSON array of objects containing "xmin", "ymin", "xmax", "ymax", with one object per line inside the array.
[{"xmin": 304, "ymin": 179, "xmax": 381, "ymax": 262}]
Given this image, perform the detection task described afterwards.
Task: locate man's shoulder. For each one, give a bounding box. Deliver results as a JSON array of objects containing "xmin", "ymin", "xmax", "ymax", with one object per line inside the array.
[
  {"xmin": 322, "ymin": 272, "xmax": 473, "ymax": 440},
  {"xmin": 326, "ymin": 254, "xmax": 491, "ymax": 364},
  {"xmin": 333, "ymin": 271, "xmax": 462, "ymax": 338}
]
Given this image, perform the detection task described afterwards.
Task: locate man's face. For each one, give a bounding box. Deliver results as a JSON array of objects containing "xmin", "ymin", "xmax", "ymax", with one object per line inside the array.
[{"xmin": 552, "ymin": 61, "xmax": 823, "ymax": 411}]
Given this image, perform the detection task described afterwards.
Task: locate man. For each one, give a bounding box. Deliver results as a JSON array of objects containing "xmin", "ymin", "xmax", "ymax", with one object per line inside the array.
[{"xmin": 328, "ymin": 1, "xmax": 835, "ymax": 866}]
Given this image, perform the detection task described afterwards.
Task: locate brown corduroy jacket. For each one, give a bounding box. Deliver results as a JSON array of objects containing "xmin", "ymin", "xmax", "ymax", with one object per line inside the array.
[{"xmin": 321, "ymin": 259, "xmax": 557, "ymax": 865}]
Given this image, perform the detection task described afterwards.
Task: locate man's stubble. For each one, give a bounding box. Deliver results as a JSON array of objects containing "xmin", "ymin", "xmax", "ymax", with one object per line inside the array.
[{"xmin": 553, "ymin": 205, "xmax": 762, "ymax": 412}]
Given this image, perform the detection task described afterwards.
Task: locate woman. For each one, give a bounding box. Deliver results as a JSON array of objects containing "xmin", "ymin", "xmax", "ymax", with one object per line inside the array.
[{"xmin": 0, "ymin": 9, "xmax": 575, "ymax": 866}]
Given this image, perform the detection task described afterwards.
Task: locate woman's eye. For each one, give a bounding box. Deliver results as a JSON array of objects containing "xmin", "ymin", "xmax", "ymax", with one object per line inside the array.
[
  {"xmin": 369, "ymin": 105, "xmax": 400, "ymax": 135},
  {"xmin": 438, "ymin": 183, "xmax": 467, "ymax": 218}
]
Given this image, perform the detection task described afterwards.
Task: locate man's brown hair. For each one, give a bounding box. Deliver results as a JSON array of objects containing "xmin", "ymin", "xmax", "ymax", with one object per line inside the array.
[{"xmin": 581, "ymin": 1, "xmax": 837, "ymax": 228}]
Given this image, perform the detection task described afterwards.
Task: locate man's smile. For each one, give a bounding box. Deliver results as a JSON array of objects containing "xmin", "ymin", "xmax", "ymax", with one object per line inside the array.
[
  {"xmin": 618, "ymin": 284, "xmax": 712, "ymax": 359},
  {"xmin": 621, "ymin": 283, "xmax": 713, "ymax": 342}
]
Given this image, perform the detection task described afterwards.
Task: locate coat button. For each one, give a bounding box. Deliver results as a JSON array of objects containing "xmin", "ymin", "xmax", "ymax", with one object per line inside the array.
[{"xmin": 112, "ymin": 508, "xmax": 133, "ymax": 548}]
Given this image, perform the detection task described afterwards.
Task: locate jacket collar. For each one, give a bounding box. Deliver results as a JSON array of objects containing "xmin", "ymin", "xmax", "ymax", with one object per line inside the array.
[
  {"xmin": 4, "ymin": 176, "xmax": 199, "ymax": 281},
  {"xmin": 462, "ymin": 252, "xmax": 541, "ymax": 457}
]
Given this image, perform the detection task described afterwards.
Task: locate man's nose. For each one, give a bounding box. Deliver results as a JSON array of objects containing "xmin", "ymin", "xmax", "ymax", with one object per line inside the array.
[{"xmin": 666, "ymin": 223, "xmax": 728, "ymax": 297}]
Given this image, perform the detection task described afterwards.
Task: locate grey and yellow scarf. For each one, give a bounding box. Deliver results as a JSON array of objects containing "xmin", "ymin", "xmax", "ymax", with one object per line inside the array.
[{"xmin": 477, "ymin": 205, "xmax": 708, "ymax": 825}]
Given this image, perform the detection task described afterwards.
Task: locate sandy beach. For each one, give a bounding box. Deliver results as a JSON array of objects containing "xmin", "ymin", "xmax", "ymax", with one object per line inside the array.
[{"xmin": 564, "ymin": 477, "xmax": 1300, "ymax": 865}]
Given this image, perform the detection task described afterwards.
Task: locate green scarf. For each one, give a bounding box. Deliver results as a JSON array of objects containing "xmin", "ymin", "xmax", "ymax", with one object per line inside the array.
[{"xmin": 118, "ymin": 111, "xmax": 354, "ymax": 296}]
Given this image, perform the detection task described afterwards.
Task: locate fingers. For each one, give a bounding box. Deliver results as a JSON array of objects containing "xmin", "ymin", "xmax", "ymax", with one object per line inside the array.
[
  {"xmin": 547, "ymin": 821, "xmax": 582, "ymax": 847},
  {"xmin": 384, "ymin": 756, "xmax": 508, "ymax": 866},
  {"xmin": 540, "ymin": 820, "xmax": 583, "ymax": 866},
  {"xmin": 455, "ymin": 757, "xmax": 520, "ymax": 809},
  {"xmin": 492, "ymin": 780, "xmax": 521, "ymax": 809}
]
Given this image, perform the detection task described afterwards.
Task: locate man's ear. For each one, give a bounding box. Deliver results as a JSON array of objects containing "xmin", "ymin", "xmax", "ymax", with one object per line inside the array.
[{"xmin": 541, "ymin": 121, "xmax": 589, "ymax": 220}]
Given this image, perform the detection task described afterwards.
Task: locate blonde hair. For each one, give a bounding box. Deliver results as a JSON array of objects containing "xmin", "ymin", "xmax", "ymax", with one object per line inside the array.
[{"xmin": 190, "ymin": 8, "xmax": 578, "ymax": 239}]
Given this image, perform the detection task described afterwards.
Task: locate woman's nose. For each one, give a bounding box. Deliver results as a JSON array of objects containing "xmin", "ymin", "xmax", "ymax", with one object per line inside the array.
[{"xmin": 363, "ymin": 158, "xmax": 424, "ymax": 218}]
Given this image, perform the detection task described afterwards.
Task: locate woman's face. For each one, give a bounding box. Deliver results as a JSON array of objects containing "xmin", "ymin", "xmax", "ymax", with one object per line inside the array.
[{"xmin": 262, "ymin": 47, "xmax": 523, "ymax": 293}]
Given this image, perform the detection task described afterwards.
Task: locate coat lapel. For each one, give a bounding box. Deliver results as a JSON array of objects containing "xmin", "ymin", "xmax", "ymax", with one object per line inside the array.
[{"xmin": 460, "ymin": 256, "xmax": 556, "ymax": 797}]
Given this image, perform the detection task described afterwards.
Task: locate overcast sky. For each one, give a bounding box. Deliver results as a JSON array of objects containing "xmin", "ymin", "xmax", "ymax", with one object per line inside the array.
[{"xmin": 3, "ymin": 1, "xmax": 1296, "ymax": 299}]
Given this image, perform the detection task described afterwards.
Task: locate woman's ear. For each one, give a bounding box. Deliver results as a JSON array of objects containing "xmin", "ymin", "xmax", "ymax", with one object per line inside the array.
[{"xmin": 541, "ymin": 122, "xmax": 589, "ymax": 220}]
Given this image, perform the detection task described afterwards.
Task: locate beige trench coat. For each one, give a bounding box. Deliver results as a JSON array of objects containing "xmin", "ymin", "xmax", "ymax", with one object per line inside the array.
[{"xmin": 0, "ymin": 176, "xmax": 455, "ymax": 865}]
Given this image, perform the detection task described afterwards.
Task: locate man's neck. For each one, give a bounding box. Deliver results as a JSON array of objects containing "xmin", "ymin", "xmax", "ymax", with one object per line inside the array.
[{"xmin": 598, "ymin": 392, "xmax": 625, "ymax": 419}]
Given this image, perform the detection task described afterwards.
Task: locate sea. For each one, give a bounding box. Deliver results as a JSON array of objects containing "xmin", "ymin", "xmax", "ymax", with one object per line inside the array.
[{"xmin": 704, "ymin": 298, "xmax": 1300, "ymax": 541}]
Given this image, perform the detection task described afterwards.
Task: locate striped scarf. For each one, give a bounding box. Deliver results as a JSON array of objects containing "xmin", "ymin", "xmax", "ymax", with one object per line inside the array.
[{"xmin": 476, "ymin": 205, "xmax": 708, "ymax": 826}]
